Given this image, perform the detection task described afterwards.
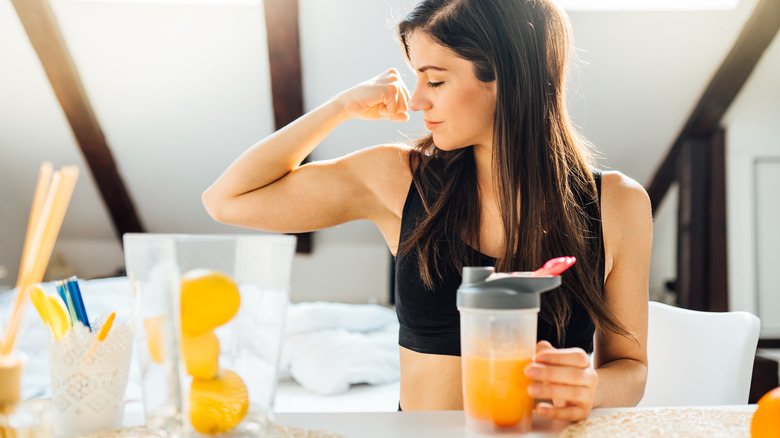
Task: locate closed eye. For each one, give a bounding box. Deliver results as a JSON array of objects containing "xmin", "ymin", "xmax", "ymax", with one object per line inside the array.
[{"xmin": 427, "ymin": 81, "xmax": 443, "ymax": 88}]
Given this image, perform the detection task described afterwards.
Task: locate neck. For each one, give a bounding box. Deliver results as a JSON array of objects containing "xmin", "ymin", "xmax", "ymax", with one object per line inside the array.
[{"xmin": 473, "ymin": 144, "xmax": 494, "ymax": 196}]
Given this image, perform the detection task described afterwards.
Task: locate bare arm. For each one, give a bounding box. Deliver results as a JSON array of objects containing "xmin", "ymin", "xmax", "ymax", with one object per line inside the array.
[
  {"xmin": 202, "ymin": 69, "xmax": 411, "ymax": 233},
  {"xmin": 592, "ymin": 171, "xmax": 652, "ymax": 408},
  {"xmin": 524, "ymin": 171, "xmax": 651, "ymax": 421}
]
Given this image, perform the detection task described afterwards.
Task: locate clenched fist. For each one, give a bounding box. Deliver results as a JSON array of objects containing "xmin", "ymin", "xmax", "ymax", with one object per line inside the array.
[{"xmin": 337, "ymin": 68, "xmax": 411, "ymax": 122}]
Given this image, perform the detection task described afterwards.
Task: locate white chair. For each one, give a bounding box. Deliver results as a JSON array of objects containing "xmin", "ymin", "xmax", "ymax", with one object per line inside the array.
[{"xmin": 637, "ymin": 301, "xmax": 761, "ymax": 407}]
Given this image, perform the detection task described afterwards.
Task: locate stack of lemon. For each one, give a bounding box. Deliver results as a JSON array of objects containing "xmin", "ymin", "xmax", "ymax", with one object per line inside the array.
[
  {"xmin": 145, "ymin": 269, "xmax": 249, "ymax": 435},
  {"xmin": 181, "ymin": 269, "xmax": 248, "ymax": 435}
]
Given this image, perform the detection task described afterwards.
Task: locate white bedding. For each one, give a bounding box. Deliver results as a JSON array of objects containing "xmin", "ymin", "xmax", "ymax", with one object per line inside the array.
[{"xmin": 0, "ymin": 276, "xmax": 400, "ymax": 413}]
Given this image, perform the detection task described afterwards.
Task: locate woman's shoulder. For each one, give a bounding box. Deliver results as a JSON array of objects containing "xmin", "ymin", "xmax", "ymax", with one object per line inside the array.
[
  {"xmin": 340, "ymin": 143, "xmax": 415, "ymax": 215},
  {"xmin": 343, "ymin": 143, "xmax": 413, "ymax": 179},
  {"xmin": 598, "ymin": 171, "xmax": 652, "ymax": 279},
  {"xmin": 599, "ymin": 170, "xmax": 650, "ymax": 208},
  {"xmin": 599, "ymin": 170, "xmax": 652, "ymax": 244}
]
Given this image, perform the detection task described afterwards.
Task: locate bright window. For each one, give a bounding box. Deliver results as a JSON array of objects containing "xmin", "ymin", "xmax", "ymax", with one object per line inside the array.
[{"xmin": 555, "ymin": 0, "xmax": 740, "ymax": 10}]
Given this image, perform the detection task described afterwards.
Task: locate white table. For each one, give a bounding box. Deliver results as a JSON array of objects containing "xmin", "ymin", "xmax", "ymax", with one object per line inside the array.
[
  {"xmin": 275, "ymin": 411, "xmax": 564, "ymax": 437},
  {"xmin": 274, "ymin": 405, "xmax": 757, "ymax": 438},
  {"xmin": 122, "ymin": 402, "xmax": 756, "ymax": 437}
]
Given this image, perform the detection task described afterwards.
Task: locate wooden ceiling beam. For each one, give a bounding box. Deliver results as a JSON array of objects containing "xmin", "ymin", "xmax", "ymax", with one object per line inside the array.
[
  {"xmin": 264, "ymin": 0, "xmax": 304, "ymax": 131},
  {"xmin": 263, "ymin": 0, "xmax": 311, "ymax": 253},
  {"xmin": 646, "ymin": 0, "xmax": 780, "ymax": 208},
  {"xmin": 11, "ymin": 0, "xmax": 144, "ymax": 239}
]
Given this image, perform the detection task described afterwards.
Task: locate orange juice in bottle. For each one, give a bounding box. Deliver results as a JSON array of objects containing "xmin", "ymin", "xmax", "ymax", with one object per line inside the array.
[
  {"xmin": 463, "ymin": 355, "xmax": 533, "ymax": 429},
  {"xmin": 457, "ymin": 266, "xmax": 561, "ymax": 434}
]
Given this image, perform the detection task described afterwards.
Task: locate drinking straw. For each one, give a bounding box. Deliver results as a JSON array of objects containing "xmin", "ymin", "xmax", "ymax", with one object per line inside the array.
[
  {"xmin": 96, "ymin": 312, "xmax": 115, "ymax": 342},
  {"xmin": 82, "ymin": 312, "xmax": 115, "ymax": 365},
  {"xmin": 65, "ymin": 277, "xmax": 90, "ymax": 331},
  {"xmin": 56, "ymin": 280, "xmax": 79, "ymax": 328},
  {"xmin": 17, "ymin": 163, "xmax": 53, "ymax": 289},
  {"xmin": 1, "ymin": 165, "xmax": 79, "ymax": 354},
  {"xmin": 0, "ymin": 161, "xmax": 50, "ymax": 343},
  {"xmin": 0, "ymin": 169, "xmax": 61, "ymax": 352}
]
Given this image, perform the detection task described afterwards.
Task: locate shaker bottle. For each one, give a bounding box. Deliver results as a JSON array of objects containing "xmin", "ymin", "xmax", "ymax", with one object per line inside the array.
[{"xmin": 457, "ymin": 266, "xmax": 561, "ymax": 434}]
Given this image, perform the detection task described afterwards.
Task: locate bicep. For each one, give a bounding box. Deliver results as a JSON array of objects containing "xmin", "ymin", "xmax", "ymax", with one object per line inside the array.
[
  {"xmin": 594, "ymin": 173, "xmax": 653, "ymax": 368},
  {"xmin": 211, "ymin": 146, "xmax": 405, "ymax": 233}
]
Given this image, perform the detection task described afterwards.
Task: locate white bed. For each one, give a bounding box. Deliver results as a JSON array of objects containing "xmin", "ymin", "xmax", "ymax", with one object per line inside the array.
[{"xmin": 1, "ymin": 276, "xmax": 400, "ymax": 413}]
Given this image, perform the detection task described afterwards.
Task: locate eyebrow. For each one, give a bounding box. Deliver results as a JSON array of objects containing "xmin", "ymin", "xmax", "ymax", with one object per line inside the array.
[{"xmin": 417, "ymin": 65, "xmax": 448, "ymax": 73}]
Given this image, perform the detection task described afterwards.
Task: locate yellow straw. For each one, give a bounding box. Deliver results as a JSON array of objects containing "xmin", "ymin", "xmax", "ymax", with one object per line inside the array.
[
  {"xmin": 0, "ymin": 163, "xmax": 54, "ymax": 347},
  {"xmin": 17, "ymin": 162, "xmax": 53, "ymax": 283},
  {"xmin": 1, "ymin": 165, "xmax": 78, "ymax": 355}
]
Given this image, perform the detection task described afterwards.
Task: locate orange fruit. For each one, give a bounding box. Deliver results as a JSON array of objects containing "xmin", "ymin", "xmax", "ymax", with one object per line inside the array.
[
  {"xmin": 752, "ymin": 386, "xmax": 780, "ymax": 437},
  {"xmin": 143, "ymin": 316, "xmax": 165, "ymax": 365},
  {"xmin": 180, "ymin": 269, "xmax": 241, "ymax": 336},
  {"xmin": 189, "ymin": 369, "xmax": 249, "ymax": 434},
  {"xmin": 182, "ymin": 330, "xmax": 220, "ymax": 380}
]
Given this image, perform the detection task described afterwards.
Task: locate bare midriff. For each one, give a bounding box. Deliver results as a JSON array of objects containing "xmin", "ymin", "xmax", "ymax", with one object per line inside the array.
[{"xmin": 399, "ymin": 346, "xmax": 464, "ymax": 411}]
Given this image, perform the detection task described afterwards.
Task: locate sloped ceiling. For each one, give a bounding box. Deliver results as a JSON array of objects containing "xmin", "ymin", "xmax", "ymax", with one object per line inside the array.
[{"xmin": 0, "ymin": 0, "xmax": 764, "ymax": 284}]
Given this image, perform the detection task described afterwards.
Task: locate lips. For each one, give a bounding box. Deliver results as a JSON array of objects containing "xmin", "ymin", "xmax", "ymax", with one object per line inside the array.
[{"xmin": 424, "ymin": 119, "xmax": 442, "ymax": 130}]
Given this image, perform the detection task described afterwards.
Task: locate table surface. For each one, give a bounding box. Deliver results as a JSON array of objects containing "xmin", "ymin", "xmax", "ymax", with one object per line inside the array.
[
  {"xmin": 273, "ymin": 405, "xmax": 757, "ymax": 438},
  {"xmin": 122, "ymin": 402, "xmax": 756, "ymax": 438}
]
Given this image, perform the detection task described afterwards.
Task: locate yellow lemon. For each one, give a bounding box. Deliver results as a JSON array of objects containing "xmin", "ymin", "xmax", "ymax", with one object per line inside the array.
[
  {"xmin": 183, "ymin": 330, "xmax": 220, "ymax": 380},
  {"xmin": 189, "ymin": 369, "xmax": 249, "ymax": 434},
  {"xmin": 143, "ymin": 315, "xmax": 165, "ymax": 365},
  {"xmin": 180, "ymin": 269, "xmax": 241, "ymax": 336}
]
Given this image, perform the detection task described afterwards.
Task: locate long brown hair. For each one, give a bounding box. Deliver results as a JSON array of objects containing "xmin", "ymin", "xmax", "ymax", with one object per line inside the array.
[{"xmin": 397, "ymin": 0, "xmax": 631, "ymax": 343}]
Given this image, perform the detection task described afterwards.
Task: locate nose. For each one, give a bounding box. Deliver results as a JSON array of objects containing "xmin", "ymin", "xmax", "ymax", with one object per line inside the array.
[{"xmin": 408, "ymin": 85, "xmax": 431, "ymax": 112}]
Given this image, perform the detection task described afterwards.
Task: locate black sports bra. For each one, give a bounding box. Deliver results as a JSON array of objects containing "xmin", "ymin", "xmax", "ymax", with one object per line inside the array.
[{"xmin": 393, "ymin": 169, "xmax": 604, "ymax": 356}]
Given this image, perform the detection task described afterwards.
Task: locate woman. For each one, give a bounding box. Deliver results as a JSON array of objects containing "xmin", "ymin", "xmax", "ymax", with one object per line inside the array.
[{"xmin": 203, "ymin": 0, "xmax": 651, "ymax": 422}]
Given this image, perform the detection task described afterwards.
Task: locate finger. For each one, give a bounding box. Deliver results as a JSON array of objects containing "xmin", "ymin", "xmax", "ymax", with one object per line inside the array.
[
  {"xmin": 381, "ymin": 85, "xmax": 408, "ymax": 119},
  {"xmin": 384, "ymin": 83, "xmax": 404, "ymax": 114},
  {"xmin": 382, "ymin": 95, "xmax": 399, "ymax": 115},
  {"xmin": 528, "ymin": 382, "xmax": 594, "ymax": 406},
  {"xmin": 395, "ymin": 84, "xmax": 409, "ymax": 114},
  {"xmin": 534, "ymin": 402, "xmax": 589, "ymax": 422},
  {"xmin": 525, "ymin": 363, "xmax": 598, "ymax": 387},
  {"xmin": 397, "ymin": 77, "xmax": 411, "ymax": 105},
  {"xmin": 536, "ymin": 340, "xmax": 555, "ymax": 353},
  {"xmin": 380, "ymin": 68, "xmax": 401, "ymax": 84},
  {"xmin": 376, "ymin": 103, "xmax": 394, "ymax": 117},
  {"xmin": 390, "ymin": 112, "xmax": 410, "ymax": 122},
  {"xmin": 534, "ymin": 348, "xmax": 591, "ymax": 368}
]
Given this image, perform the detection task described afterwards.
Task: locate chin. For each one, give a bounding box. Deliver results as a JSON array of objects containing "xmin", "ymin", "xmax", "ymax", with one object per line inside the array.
[{"xmin": 431, "ymin": 135, "xmax": 469, "ymax": 152}]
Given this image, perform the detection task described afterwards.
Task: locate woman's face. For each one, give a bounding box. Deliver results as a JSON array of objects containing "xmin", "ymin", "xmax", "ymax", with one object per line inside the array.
[{"xmin": 407, "ymin": 32, "xmax": 497, "ymax": 152}]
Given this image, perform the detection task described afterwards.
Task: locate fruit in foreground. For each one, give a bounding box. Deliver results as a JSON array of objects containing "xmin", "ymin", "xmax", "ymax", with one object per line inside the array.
[
  {"xmin": 182, "ymin": 330, "xmax": 220, "ymax": 380},
  {"xmin": 181, "ymin": 269, "xmax": 241, "ymax": 336},
  {"xmin": 751, "ymin": 386, "xmax": 780, "ymax": 438},
  {"xmin": 189, "ymin": 369, "xmax": 249, "ymax": 434},
  {"xmin": 143, "ymin": 315, "xmax": 165, "ymax": 365}
]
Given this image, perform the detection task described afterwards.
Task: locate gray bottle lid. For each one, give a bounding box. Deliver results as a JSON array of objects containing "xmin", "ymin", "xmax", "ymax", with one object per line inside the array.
[{"xmin": 456, "ymin": 266, "xmax": 562, "ymax": 310}]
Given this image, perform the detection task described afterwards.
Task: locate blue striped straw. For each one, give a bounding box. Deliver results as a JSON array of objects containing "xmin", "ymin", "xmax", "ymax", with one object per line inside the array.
[
  {"xmin": 65, "ymin": 276, "xmax": 91, "ymax": 331},
  {"xmin": 56, "ymin": 280, "xmax": 79, "ymax": 328}
]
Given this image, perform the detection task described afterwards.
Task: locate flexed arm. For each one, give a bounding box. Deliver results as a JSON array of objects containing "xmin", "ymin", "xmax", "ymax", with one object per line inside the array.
[{"xmin": 202, "ymin": 69, "xmax": 411, "ymax": 233}]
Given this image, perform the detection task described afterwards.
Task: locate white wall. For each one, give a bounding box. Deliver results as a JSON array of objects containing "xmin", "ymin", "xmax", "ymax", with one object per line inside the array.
[
  {"xmin": 721, "ymin": 29, "xmax": 780, "ymax": 374},
  {"xmin": 722, "ymin": 31, "xmax": 780, "ymax": 329},
  {"xmin": 648, "ymin": 184, "xmax": 678, "ymax": 304}
]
